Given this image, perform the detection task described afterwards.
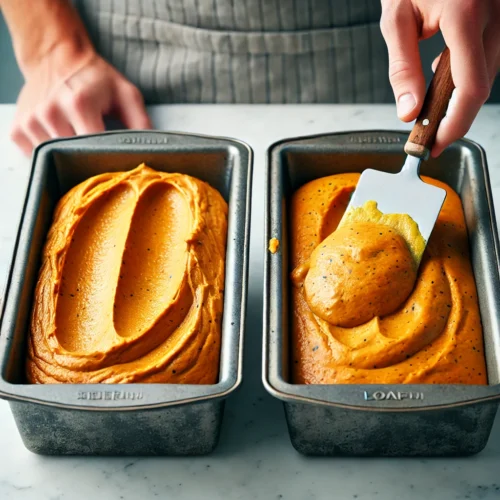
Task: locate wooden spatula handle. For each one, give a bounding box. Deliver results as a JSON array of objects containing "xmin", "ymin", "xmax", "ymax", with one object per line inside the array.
[{"xmin": 404, "ymin": 47, "xmax": 454, "ymax": 160}]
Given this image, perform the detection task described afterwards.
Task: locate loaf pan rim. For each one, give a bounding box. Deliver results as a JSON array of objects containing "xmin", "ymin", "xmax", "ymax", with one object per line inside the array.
[
  {"xmin": 263, "ymin": 129, "xmax": 500, "ymax": 413},
  {"xmin": 0, "ymin": 130, "xmax": 252, "ymax": 411}
]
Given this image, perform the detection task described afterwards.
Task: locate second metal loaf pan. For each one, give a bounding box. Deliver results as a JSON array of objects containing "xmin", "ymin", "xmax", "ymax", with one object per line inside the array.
[{"xmin": 264, "ymin": 130, "xmax": 500, "ymax": 457}]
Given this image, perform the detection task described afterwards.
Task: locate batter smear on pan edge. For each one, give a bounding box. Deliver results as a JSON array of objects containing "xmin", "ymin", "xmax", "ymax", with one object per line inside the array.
[
  {"xmin": 290, "ymin": 173, "xmax": 487, "ymax": 385},
  {"xmin": 27, "ymin": 164, "xmax": 227, "ymax": 384}
]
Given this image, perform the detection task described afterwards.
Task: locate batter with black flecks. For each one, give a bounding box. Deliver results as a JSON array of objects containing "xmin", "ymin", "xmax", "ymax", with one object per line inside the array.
[{"xmin": 290, "ymin": 173, "xmax": 487, "ymax": 385}]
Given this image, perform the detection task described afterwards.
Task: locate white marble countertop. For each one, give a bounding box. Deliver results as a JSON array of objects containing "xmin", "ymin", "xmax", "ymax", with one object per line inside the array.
[{"xmin": 1, "ymin": 104, "xmax": 500, "ymax": 500}]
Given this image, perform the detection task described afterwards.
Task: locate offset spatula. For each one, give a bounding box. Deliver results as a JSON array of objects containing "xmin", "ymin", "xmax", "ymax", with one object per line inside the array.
[{"xmin": 342, "ymin": 47, "xmax": 455, "ymax": 253}]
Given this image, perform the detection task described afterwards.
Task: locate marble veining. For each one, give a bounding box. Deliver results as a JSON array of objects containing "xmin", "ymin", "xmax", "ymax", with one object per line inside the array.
[{"xmin": 0, "ymin": 104, "xmax": 499, "ymax": 500}]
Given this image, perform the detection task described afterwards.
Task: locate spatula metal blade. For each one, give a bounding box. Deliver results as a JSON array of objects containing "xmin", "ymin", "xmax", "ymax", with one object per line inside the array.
[{"xmin": 345, "ymin": 155, "xmax": 446, "ymax": 243}]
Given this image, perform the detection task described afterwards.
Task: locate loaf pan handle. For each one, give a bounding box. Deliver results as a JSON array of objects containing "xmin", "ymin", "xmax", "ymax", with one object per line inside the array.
[
  {"xmin": 269, "ymin": 130, "xmax": 411, "ymax": 154},
  {"xmin": 263, "ymin": 378, "xmax": 500, "ymax": 411},
  {"xmin": 0, "ymin": 381, "xmax": 238, "ymax": 410},
  {"xmin": 33, "ymin": 130, "xmax": 240, "ymax": 153}
]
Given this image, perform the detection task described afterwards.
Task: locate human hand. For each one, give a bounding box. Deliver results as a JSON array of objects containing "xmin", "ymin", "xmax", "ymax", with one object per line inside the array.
[
  {"xmin": 11, "ymin": 44, "xmax": 152, "ymax": 156},
  {"xmin": 380, "ymin": 0, "xmax": 500, "ymax": 156}
]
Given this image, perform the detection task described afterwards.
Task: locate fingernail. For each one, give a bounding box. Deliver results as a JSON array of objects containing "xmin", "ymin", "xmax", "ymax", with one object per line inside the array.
[{"xmin": 397, "ymin": 93, "xmax": 417, "ymax": 117}]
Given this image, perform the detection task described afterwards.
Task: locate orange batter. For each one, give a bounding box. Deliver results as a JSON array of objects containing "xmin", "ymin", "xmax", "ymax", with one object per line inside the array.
[
  {"xmin": 290, "ymin": 173, "xmax": 487, "ymax": 385},
  {"xmin": 27, "ymin": 164, "xmax": 227, "ymax": 384},
  {"xmin": 269, "ymin": 238, "xmax": 280, "ymax": 254}
]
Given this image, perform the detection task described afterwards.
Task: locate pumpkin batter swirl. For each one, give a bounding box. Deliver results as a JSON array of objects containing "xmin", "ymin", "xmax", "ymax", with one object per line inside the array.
[
  {"xmin": 27, "ymin": 164, "xmax": 227, "ymax": 384},
  {"xmin": 290, "ymin": 173, "xmax": 487, "ymax": 385}
]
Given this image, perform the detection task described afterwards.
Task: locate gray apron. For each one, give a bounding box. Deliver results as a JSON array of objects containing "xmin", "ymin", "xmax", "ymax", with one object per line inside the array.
[{"xmin": 77, "ymin": 0, "xmax": 391, "ymax": 104}]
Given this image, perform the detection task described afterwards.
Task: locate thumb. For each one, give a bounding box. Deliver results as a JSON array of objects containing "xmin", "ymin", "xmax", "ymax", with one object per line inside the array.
[
  {"xmin": 380, "ymin": 2, "xmax": 427, "ymax": 121},
  {"xmin": 113, "ymin": 81, "xmax": 153, "ymax": 129}
]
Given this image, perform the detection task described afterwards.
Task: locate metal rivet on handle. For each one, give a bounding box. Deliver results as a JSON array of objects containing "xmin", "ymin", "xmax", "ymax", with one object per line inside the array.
[{"xmin": 423, "ymin": 119, "xmax": 430, "ymax": 126}]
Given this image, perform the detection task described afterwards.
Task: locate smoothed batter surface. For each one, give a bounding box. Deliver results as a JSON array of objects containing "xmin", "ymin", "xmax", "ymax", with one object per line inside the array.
[
  {"xmin": 27, "ymin": 164, "xmax": 228, "ymax": 384},
  {"xmin": 290, "ymin": 173, "xmax": 487, "ymax": 385}
]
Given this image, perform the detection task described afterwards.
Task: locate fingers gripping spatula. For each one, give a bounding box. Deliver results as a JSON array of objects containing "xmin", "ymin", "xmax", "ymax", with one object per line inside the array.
[{"xmin": 341, "ymin": 47, "xmax": 455, "ymax": 262}]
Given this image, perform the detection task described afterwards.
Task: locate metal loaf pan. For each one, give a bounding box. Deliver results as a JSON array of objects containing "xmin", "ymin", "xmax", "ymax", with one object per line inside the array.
[
  {"xmin": 264, "ymin": 130, "xmax": 500, "ymax": 457},
  {"xmin": 0, "ymin": 130, "xmax": 252, "ymax": 456}
]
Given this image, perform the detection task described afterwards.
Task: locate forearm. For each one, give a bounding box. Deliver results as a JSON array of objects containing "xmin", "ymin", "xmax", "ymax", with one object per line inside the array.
[{"xmin": 0, "ymin": 0, "xmax": 94, "ymax": 77}]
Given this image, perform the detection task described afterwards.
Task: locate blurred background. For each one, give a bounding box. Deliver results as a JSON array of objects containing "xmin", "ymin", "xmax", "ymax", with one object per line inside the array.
[{"xmin": 1, "ymin": 12, "xmax": 499, "ymax": 104}]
